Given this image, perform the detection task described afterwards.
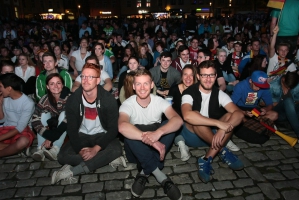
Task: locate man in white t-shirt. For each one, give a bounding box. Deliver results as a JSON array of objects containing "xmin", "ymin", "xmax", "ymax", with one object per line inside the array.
[
  {"xmin": 118, "ymin": 69, "xmax": 183, "ymax": 200},
  {"xmin": 181, "ymin": 60, "xmax": 244, "ymax": 183}
]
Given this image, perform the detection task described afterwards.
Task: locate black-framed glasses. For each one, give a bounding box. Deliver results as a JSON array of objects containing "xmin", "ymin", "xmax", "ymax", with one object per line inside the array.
[
  {"xmin": 80, "ymin": 75, "xmax": 100, "ymax": 81},
  {"xmin": 200, "ymin": 74, "xmax": 216, "ymax": 78}
]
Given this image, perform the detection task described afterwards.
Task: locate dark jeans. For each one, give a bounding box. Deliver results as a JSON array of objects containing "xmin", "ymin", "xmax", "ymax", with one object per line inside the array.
[
  {"xmin": 57, "ymin": 133, "xmax": 122, "ymax": 172},
  {"xmin": 124, "ymin": 121, "xmax": 175, "ymax": 175},
  {"xmin": 276, "ymin": 35, "xmax": 298, "ymax": 59},
  {"xmin": 274, "ymin": 97, "xmax": 299, "ymax": 137}
]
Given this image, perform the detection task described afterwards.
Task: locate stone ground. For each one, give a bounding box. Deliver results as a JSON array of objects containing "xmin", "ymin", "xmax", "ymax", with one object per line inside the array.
[{"xmin": 1, "ymin": 126, "xmax": 299, "ymax": 200}]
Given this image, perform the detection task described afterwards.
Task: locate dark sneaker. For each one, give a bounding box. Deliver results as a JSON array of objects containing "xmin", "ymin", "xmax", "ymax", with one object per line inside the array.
[
  {"xmin": 162, "ymin": 178, "xmax": 182, "ymax": 200},
  {"xmin": 131, "ymin": 173, "xmax": 148, "ymax": 197},
  {"xmin": 197, "ymin": 156, "xmax": 214, "ymax": 183},
  {"xmin": 219, "ymin": 147, "xmax": 244, "ymax": 170}
]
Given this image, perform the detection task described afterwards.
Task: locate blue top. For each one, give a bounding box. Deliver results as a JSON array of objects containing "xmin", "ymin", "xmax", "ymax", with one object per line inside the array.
[
  {"xmin": 238, "ymin": 49, "xmax": 267, "ymax": 74},
  {"xmin": 231, "ymin": 77, "xmax": 273, "ymax": 108}
]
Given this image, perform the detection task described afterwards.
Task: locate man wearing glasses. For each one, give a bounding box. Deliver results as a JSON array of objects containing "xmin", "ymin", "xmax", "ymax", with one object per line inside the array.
[
  {"xmin": 181, "ymin": 60, "xmax": 244, "ymax": 183},
  {"xmin": 51, "ymin": 62, "xmax": 122, "ymax": 184}
]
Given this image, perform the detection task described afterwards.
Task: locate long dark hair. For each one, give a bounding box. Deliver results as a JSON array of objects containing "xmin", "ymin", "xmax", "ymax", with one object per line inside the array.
[
  {"xmin": 248, "ymin": 54, "xmax": 267, "ymax": 75},
  {"xmin": 46, "ymin": 73, "xmax": 64, "ymax": 106}
]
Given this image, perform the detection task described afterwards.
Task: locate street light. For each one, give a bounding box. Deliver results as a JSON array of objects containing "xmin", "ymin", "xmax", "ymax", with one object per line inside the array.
[
  {"xmin": 229, "ymin": 0, "xmax": 231, "ymax": 17},
  {"xmin": 78, "ymin": 5, "xmax": 81, "ymax": 18},
  {"xmin": 209, "ymin": 2, "xmax": 212, "ymax": 18}
]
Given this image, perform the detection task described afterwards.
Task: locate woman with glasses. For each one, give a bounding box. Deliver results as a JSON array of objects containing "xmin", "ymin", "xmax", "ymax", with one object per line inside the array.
[{"xmin": 32, "ymin": 73, "xmax": 70, "ymax": 161}]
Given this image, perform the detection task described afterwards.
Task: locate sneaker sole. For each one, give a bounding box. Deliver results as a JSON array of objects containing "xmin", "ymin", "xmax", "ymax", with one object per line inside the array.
[
  {"xmin": 131, "ymin": 187, "xmax": 141, "ymax": 198},
  {"xmin": 226, "ymin": 147, "xmax": 240, "ymax": 152},
  {"xmin": 51, "ymin": 171, "xmax": 58, "ymax": 184},
  {"xmin": 43, "ymin": 151, "xmax": 57, "ymax": 161}
]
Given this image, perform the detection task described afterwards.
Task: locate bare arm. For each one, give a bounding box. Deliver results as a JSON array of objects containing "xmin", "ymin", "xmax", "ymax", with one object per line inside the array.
[
  {"xmin": 71, "ymin": 81, "xmax": 81, "ymax": 92},
  {"xmin": 0, "ymin": 128, "xmax": 19, "ymax": 142},
  {"xmin": 118, "ymin": 112, "xmax": 144, "ymax": 140},
  {"xmin": 110, "ymin": 56, "xmax": 116, "ymax": 64},
  {"xmin": 217, "ymin": 77, "xmax": 226, "ymax": 91},
  {"xmin": 103, "ymin": 78, "xmax": 113, "ymax": 91},
  {"xmin": 69, "ymin": 56, "xmax": 78, "ymax": 76},
  {"xmin": 269, "ymin": 26, "xmax": 279, "ymax": 58},
  {"xmin": 270, "ymin": 17, "xmax": 278, "ymax": 35}
]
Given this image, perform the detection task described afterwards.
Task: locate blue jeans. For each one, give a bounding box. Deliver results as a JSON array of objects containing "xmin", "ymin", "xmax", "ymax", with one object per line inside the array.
[
  {"xmin": 222, "ymin": 71, "xmax": 236, "ymax": 93},
  {"xmin": 37, "ymin": 112, "xmax": 67, "ymax": 148},
  {"xmin": 274, "ymin": 97, "xmax": 299, "ymax": 137},
  {"xmin": 124, "ymin": 121, "xmax": 175, "ymax": 175}
]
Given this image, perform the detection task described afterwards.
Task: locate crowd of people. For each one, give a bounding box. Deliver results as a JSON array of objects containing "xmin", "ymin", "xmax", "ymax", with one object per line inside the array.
[{"xmin": 0, "ymin": 2, "xmax": 299, "ymax": 199}]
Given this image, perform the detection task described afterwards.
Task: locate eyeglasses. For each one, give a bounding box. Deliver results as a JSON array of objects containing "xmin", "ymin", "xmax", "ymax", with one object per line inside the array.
[
  {"xmin": 200, "ymin": 74, "xmax": 216, "ymax": 78},
  {"xmin": 80, "ymin": 75, "xmax": 100, "ymax": 81}
]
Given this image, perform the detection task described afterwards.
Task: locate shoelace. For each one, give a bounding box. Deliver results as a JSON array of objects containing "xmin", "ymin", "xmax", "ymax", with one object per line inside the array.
[
  {"xmin": 163, "ymin": 180, "xmax": 174, "ymax": 194},
  {"xmin": 199, "ymin": 157, "xmax": 214, "ymax": 175},
  {"xmin": 136, "ymin": 175, "xmax": 149, "ymax": 186},
  {"xmin": 221, "ymin": 149, "xmax": 238, "ymax": 164}
]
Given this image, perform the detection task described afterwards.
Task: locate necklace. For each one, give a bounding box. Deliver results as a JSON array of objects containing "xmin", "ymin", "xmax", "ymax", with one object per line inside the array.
[{"xmin": 136, "ymin": 97, "xmax": 151, "ymax": 108}]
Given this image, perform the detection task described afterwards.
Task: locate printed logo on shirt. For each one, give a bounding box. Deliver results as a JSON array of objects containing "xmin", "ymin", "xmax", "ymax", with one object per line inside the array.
[
  {"xmin": 84, "ymin": 107, "xmax": 97, "ymax": 120},
  {"xmin": 245, "ymin": 92, "xmax": 258, "ymax": 105}
]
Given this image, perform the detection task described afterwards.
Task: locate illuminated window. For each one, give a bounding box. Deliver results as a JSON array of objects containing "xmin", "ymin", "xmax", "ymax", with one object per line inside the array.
[
  {"xmin": 137, "ymin": 0, "xmax": 141, "ymax": 7},
  {"xmin": 127, "ymin": 0, "xmax": 131, "ymax": 7},
  {"xmin": 15, "ymin": 7, "xmax": 18, "ymax": 18},
  {"xmin": 146, "ymin": 0, "xmax": 151, "ymax": 7}
]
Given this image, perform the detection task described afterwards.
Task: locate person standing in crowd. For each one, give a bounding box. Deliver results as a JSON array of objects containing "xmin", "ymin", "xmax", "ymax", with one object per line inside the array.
[
  {"xmin": 70, "ymin": 37, "xmax": 91, "ymax": 78},
  {"xmin": 52, "ymin": 63, "xmax": 123, "ymax": 184},
  {"xmin": 0, "ymin": 74, "xmax": 35, "ymax": 158},
  {"xmin": 31, "ymin": 73, "xmax": 70, "ymax": 161},
  {"xmin": 181, "ymin": 61, "xmax": 244, "ymax": 183},
  {"xmin": 118, "ymin": 69, "xmax": 183, "ymax": 200}
]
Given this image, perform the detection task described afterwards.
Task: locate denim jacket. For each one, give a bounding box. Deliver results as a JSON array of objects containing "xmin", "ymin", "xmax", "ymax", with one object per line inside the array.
[{"xmin": 270, "ymin": 77, "xmax": 299, "ymax": 102}]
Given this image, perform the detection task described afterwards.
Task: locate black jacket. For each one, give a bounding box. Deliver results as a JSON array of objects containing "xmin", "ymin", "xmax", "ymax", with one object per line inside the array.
[{"xmin": 66, "ymin": 84, "xmax": 119, "ymax": 153}]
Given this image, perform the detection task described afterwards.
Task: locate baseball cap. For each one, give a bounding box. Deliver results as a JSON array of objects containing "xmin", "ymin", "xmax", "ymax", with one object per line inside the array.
[{"xmin": 251, "ymin": 70, "xmax": 269, "ymax": 89}]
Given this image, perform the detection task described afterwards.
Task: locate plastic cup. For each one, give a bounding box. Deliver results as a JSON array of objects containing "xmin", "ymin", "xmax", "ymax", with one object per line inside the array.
[{"xmin": 165, "ymin": 96, "xmax": 173, "ymax": 105}]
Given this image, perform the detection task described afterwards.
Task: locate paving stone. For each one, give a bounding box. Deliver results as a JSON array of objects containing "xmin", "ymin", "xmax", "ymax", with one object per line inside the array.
[
  {"xmin": 0, "ymin": 163, "xmax": 16, "ymax": 172},
  {"xmin": 105, "ymin": 180, "xmax": 123, "ymax": 190},
  {"xmin": 235, "ymin": 170, "xmax": 248, "ymax": 178},
  {"xmin": 173, "ymin": 163, "xmax": 197, "ymax": 173},
  {"xmin": 64, "ymin": 184, "xmax": 82, "ymax": 193},
  {"xmin": 36, "ymin": 177, "xmax": 51, "ymax": 186},
  {"xmin": 210, "ymin": 190, "xmax": 227, "ymax": 198},
  {"xmin": 281, "ymin": 190, "xmax": 299, "ymax": 200},
  {"xmin": 281, "ymin": 149, "xmax": 299, "ymax": 158},
  {"xmin": 16, "ymin": 170, "xmax": 34, "ymax": 179},
  {"xmin": 162, "ymin": 166, "xmax": 173, "ymax": 175},
  {"xmin": 281, "ymin": 158, "xmax": 299, "ymax": 164},
  {"xmin": 265, "ymin": 151, "xmax": 285, "ymax": 160},
  {"xmin": 147, "ymin": 176, "xmax": 160, "ymax": 187},
  {"xmin": 278, "ymin": 164, "xmax": 293, "ymax": 170},
  {"xmin": 41, "ymin": 186, "xmax": 64, "ymax": 196},
  {"xmin": 228, "ymin": 189, "xmax": 243, "ymax": 196},
  {"xmin": 213, "ymin": 181, "xmax": 234, "ymax": 190},
  {"xmin": 6, "ymin": 172, "xmax": 16, "ymax": 179},
  {"xmin": 82, "ymin": 182, "xmax": 103, "ymax": 193},
  {"xmin": 0, "ymin": 188, "xmax": 16, "ymax": 200},
  {"xmin": 189, "ymin": 149, "xmax": 206, "ymax": 157},
  {"xmin": 15, "ymin": 163, "xmax": 30, "ymax": 172},
  {"xmin": 49, "ymin": 197, "xmax": 82, "ymax": 200},
  {"xmin": 293, "ymin": 163, "xmax": 299, "ymax": 169},
  {"xmin": 254, "ymin": 160, "xmax": 280, "ymax": 168},
  {"xmin": 0, "ymin": 173, "xmax": 8, "ymax": 181},
  {"xmin": 194, "ymin": 192, "xmax": 211, "ymax": 199},
  {"xmin": 43, "ymin": 161, "xmax": 62, "ymax": 169},
  {"xmin": 190, "ymin": 171, "xmax": 201, "ymax": 183},
  {"xmin": 282, "ymin": 170, "xmax": 299, "ymax": 179},
  {"xmin": 164, "ymin": 158, "xmax": 185, "ymax": 167},
  {"xmin": 105, "ymin": 191, "xmax": 131, "ymax": 200},
  {"xmin": 15, "ymin": 187, "xmax": 42, "ymax": 197},
  {"xmin": 237, "ymin": 155, "xmax": 252, "ymax": 167},
  {"xmin": 192, "ymin": 182, "xmax": 214, "ymax": 192},
  {"xmin": 222, "ymin": 197, "xmax": 245, "ymax": 200},
  {"xmin": 16, "ymin": 178, "xmax": 37, "ymax": 187},
  {"xmin": 273, "ymin": 179, "xmax": 299, "ymax": 189},
  {"xmin": 213, "ymin": 168, "xmax": 237, "ymax": 181},
  {"xmin": 263, "ymin": 173, "xmax": 286, "ymax": 181},
  {"xmin": 178, "ymin": 184, "xmax": 192, "ymax": 194},
  {"xmin": 140, "ymin": 188, "xmax": 155, "ymax": 198},
  {"xmin": 245, "ymin": 193, "xmax": 264, "ymax": 200},
  {"xmin": 243, "ymin": 186, "xmax": 261, "ymax": 194},
  {"xmin": 95, "ymin": 165, "xmax": 117, "ymax": 173},
  {"xmin": 244, "ymin": 152, "xmax": 268, "ymax": 162},
  {"xmin": 60, "ymin": 175, "xmax": 79, "ymax": 185},
  {"xmin": 244, "ymin": 167, "xmax": 266, "ymax": 181},
  {"xmin": 84, "ymin": 192, "xmax": 105, "ymax": 200},
  {"xmin": 80, "ymin": 174, "xmax": 98, "ymax": 183},
  {"xmin": 124, "ymin": 179, "xmax": 134, "ymax": 189},
  {"xmin": 262, "ymin": 139, "xmax": 279, "ymax": 146},
  {"xmin": 0, "ymin": 180, "xmax": 16, "ymax": 189},
  {"xmin": 100, "ymin": 171, "xmax": 130, "ymax": 181},
  {"xmin": 25, "ymin": 197, "xmax": 47, "ymax": 200},
  {"xmin": 5, "ymin": 157, "xmax": 27, "ymax": 163},
  {"xmin": 233, "ymin": 178, "xmax": 254, "ymax": 188},
  {"xmin": 171, "ymin": 173, "xmax": 193, "ymax": 184},
  {"xmin": 257, "ymin": 183, "xmax": 280, "ymax": 199},
  {"xmin": 32, "ymin": 169, "xmax": 50, "ymax": 178}
]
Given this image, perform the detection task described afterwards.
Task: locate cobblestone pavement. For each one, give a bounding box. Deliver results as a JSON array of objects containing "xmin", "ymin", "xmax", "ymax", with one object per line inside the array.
[{"xmin": 0, "ymin": 126, "xmax": 299, "ymax": 200}]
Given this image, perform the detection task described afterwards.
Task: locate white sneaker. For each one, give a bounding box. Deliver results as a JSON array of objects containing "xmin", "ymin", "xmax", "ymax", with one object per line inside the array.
[
  {"xmin": 31, "ymin": 148, "xmax": 45, "ymax": 161},
  {"xmin": 109, "ymin": 156, "xmax": 127, "ymax": 168},
  {"xmin": 177, "ymin": 141, "xmax": 191, "ymax": 161},
  {"xmin": 44, "ymin": 146, "xmax": 59, "ymax": 161},
  {"xmin": 226, "ymin": 140, "xmax": 240, "ymax": 152},
  {"xmin": 51, "ymin": 164, "xmax": 76, "ymax": 184}
]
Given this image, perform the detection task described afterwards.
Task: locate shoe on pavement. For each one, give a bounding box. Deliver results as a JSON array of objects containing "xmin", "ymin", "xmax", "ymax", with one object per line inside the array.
[
  {"xmin": 131, "ymin": 173, "xmax": 149, "ymax": 197},
  {"xmin": 197, "ymin": 156, "xmax": 214, "ymax": 183},
  {"xmin": 177, "ymin": 141, "xmax": 191, "ymax": 161},
  {"xmin": 226, "ymin": 140, "xmax": 240, "ymax": 152},
  {"xmin": 219, "ymin": 147, "xmax": 244, "ymax": 170},
  {"xmin": 31, "ymin": 148, "xmax": 45, "ymax": 161},
  {"xmin": 161, "ymin": 178, "xmax": 182, "ymax": 200},
  {"xmin": 109, "ymin": 156, "xmax": 127, "ymax": 168},
  {"xmin": 44, "ymin": 146, "xmax": 59, "ymax": 161},
  {"xmin": 51, "ymin": 164, "xmax": 76, "ymax": 184}
]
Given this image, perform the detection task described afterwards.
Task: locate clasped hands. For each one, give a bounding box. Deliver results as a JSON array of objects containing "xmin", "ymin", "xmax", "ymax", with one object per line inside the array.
[
  {"xmin": 141, "ymin": 131, "xmax": 165, "ymax": 161},
  {"xmin": 79, "ymin": 145, "xmax": 101, "ymax": 161}
]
